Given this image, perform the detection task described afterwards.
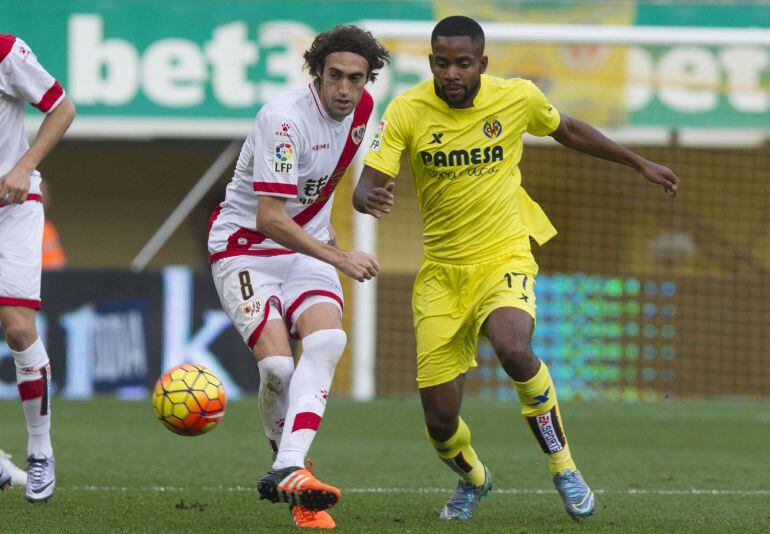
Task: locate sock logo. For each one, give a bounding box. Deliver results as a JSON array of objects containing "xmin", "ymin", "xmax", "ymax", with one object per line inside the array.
[
  {"xmin": 527, "ymin": 407, "xmax": 566, "ymax": 454},
  {"xmin": 527, "ymin": 386, "xmax": 551, "ymax": 406},
  {"xmin": 441, "ymin": 452, "xmax": 473, "ymax": 476}
]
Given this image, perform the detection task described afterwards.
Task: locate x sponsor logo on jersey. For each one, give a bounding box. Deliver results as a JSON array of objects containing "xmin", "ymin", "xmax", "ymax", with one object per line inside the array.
[{"xmin": 429, "ymin": 132, "xmax": 444, "ymax": 144}]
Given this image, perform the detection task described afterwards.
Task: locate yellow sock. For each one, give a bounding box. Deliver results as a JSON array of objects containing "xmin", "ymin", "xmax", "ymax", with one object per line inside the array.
[
  {"xmin": 427, "ymin": 417, "xmax": 486, "ymax": 486},
  {"xmin": 513, "ymin": 361, "xmax": 577, "ymax": 475}
]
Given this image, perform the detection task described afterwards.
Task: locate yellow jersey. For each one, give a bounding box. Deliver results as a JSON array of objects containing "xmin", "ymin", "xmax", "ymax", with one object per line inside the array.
[{"xmin": 364, "ymin": 74, "xmax": 559, "ymax": 264}]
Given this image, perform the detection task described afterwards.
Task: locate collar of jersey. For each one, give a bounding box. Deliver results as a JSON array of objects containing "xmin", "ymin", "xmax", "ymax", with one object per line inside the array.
[
  {"xmin": 432, "ymin": 73, "xmax": 488, "ymax": 111},
  {"xmin": 308, "ymin": 82, "xmax": 347, "ymax": 127}
]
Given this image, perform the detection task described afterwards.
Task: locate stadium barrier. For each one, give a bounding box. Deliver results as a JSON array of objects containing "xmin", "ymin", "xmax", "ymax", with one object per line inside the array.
[{"xmin": 0, "ymin": 268, "xmax": 254, "ymax": 400}]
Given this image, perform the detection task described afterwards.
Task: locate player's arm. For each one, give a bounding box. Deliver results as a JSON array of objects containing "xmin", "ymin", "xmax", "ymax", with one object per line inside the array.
[
  {"xmin": 0, "ymin": 97, "xmax": 76, "ymax": 204},
  {"xmin": 353, "ymin": 165, "xmax": 395, "ymax": 218},
  {"xmin": 256, "ymin": 196, "xmax": 379, "ymax": 282},
  {"xmin": 354, "ymin": 98, "xmax": 409, "ymax": 217},
  {"xmin": 549, "ymin": 113, "xmax": 680, "ymax": 198}
]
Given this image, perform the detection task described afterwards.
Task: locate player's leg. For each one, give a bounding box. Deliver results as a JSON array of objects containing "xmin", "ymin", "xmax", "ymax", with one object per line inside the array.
[
  {"xmin": 212, "ymin": 255, "xmax": 294, "ymax": 454},
  {"xmin": 413, "ymin": 259, "xmax": 492, "ymax": 520},
  {"xmin": 483, "ymin": 307, "xmax": 594, "ymax": 519},
  {"xmin": 256, "ymin": 255, "xmax": 344, "ymax": 519},
  {"xmin": 420, "ymin": 375, "xmax": 492, "ymax": 520},
  {"xmin": 0, "ymin": 306, "xmax": 55, "ymax": 503},
  {"xmin": 252, "ymin": 319, "xmax": 336, "ymax": 527},
  {"xmin": 250, "ymin": 316, "xmax": 336, "ymax": 528},
  {"xmin": 211, "ymin": 256, "xmax": 332, "ymax": 525},
  {"xmin": 276, "ymin": 301, "xmax": 343, "ymax": 472},
  {"xmin": 256, "ymin": 302, "xmax": 341, "ymax": 523},
  {"xmin": 252, "ymin": 320, "xmax": 295, "ymax": 456},
  {"xmin": 0, "ymin": 201, "xmax": 53, "ymax": 502}
]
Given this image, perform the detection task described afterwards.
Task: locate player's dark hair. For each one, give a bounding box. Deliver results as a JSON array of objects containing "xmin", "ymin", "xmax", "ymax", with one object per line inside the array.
[
  {"xmin": 431, "ymin": 15, "xmax": 485, "ymax": 53},
  {"xmin": 304, "ymin": 25, "xmax": 390, "ymax": 82}
]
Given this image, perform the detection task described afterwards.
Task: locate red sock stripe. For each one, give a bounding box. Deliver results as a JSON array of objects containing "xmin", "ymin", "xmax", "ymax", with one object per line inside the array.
[
  {"xmin": 18, "ymin": 378, "xmax": 44, "ymax": 401},
  {"xmin": 292, "ymin": 412, "xmax": 322, "ymax": 432}
]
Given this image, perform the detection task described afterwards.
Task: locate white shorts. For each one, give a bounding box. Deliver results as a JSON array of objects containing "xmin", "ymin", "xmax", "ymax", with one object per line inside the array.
[
  {"xmin": 0, "ymin": 200, "xmax": 43, "ymax": 309},
  {"xmin": 211, "ymin": 253, "xmax": 343, "ymax": 348}
]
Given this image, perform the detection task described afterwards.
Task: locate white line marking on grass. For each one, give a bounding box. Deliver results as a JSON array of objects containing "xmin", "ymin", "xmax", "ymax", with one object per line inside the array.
[{"xmin": 61, "ymin": 486, "xmax": 770, "ymax": 496}]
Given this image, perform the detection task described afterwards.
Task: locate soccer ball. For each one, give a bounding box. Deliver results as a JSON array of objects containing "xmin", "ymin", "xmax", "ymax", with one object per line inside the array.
[{"xmin": 152, "ymin": 363, "xmax": 226, "ymax": 436}]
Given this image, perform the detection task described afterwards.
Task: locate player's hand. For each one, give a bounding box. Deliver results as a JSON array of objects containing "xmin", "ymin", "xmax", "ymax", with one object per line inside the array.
[
  {"xmin": 0, "ymin": 166, "xmax": 32, "ymax": 205},
  {"xmin": 640, "ymin": 160, "xmax": 680, "ymax": 199},
  {"xmin": 335, "ymin": 251, "xmax": 380, "ymax": 282},
  {"xmin": 364, "ymin": 181, "xmax": 395, "ymax": 218}
]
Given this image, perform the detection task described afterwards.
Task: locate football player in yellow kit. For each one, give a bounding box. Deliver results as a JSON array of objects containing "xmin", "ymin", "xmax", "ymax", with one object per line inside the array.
[{"xmin": 354, "ymin": 15, "xmax": 680, "ymax": 521}]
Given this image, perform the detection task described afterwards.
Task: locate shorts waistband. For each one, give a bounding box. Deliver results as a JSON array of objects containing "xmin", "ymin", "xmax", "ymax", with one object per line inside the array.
[
  {"xmin": 0, "ymin": 193, "xmax": 43, "ymax": 209},
  {"xmin": 422, "ymin": 251, "xmax": 535, "ymax": 267}
]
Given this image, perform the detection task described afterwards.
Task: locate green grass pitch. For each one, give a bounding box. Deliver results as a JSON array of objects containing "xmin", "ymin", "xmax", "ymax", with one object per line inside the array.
[{"xmin": 1, "ymin": 397, "xmax": 768, "ymax": 532}]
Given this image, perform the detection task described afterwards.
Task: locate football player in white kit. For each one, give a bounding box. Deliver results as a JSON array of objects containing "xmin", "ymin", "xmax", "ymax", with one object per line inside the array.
[
  {"xmin": 0, "ymin": 34, "xmax": 76, "ymax": 502},
  {"xmin": 208, "ymin": 26, "xmax": 388, "ymax": 529}
]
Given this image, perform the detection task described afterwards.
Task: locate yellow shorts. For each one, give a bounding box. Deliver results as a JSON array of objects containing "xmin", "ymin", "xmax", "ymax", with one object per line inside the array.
[{"xmin": 412, "ymin": 253, "xmax": 539, "ymax": 389}]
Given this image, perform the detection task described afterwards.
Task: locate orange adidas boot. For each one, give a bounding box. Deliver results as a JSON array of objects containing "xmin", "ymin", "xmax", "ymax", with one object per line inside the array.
[
  {"xmin": 291, "ymin": 506, "xmax": 336, "ymax": 529},
  {"xmin": 258, "ymin": 466, "xmax": 341, "ymax": 511}
]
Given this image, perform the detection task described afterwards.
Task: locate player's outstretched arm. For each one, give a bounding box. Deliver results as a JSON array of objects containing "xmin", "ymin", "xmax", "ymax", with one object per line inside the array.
[
  {"xmin": 256, "ymin": 196, "xmax": 379, "ymax": 282},
  {"xmin": 0, "ymin": 97, "xmax": 76, "ymax": 205},
  {"xmin": 550, "ymin": 113, "xmax": 680, "ymax": 198},
  {"xmin": 353, "ymin": 165, "xmax": 396, "ymax": 218}
]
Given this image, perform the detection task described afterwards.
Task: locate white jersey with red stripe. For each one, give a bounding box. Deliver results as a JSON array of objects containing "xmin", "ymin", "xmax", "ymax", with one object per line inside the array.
[
  {"xmin": 208, "ymin": 82, "xmax": 372, "ymax": 262},
  {"xmin": 0, "ymin": 34, "xmax": 65, "ymax": 197}
]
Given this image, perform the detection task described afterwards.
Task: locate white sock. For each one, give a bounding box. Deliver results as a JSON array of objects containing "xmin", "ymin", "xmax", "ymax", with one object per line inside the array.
[
  {"xmin": 257, "ymin": 356, "xmax": 295, "ymax": 454},
  {"xmin": 12, "ymin": 338, "xmax": 53, "ymax": 458},
  {"xmin": 273, "ymin": 329, "xmax": 346, "ymax": 470}
]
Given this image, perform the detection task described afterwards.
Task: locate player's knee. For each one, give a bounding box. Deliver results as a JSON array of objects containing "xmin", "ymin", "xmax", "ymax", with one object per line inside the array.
[
  {"xmin": 258, "ymin": 356, "xmax": 294, "ymax": 395},
  {"xmin": 302, "ymin": 329, "xmax": 347, "ymax": 367},
  {"xmin": 425, "ymin": 413, "xmax": 458, "ymax": 442},
  {"xmin": 2, "ymin": 323, "xmax": 37, "ymax": 352},
  {"xmin": 496, "ymin": 341, "xmax": 535, "ymax": 368}
]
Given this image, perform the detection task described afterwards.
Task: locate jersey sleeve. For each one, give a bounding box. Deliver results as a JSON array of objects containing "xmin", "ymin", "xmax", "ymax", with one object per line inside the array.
[
  {"xmin": 363, "ymin": 96, "xmax": 411, "ymax": 178},
  {"xmin": 524, "ymin": 80, "xmax": 560, "ymax": 137},
  {"xmin": 0, "ymin": 37, "xmax": 65, "ymax": 113},
  {"xmin": 251, "ymin": 111, "xmax": 301, "ymax": 199}
]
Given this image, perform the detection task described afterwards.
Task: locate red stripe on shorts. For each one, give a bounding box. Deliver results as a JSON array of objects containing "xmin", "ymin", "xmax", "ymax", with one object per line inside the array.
[
  {"xmin": 285, "ymin": 290, "xmax": 344, "ymax": 339},
  {"xmin": 246, "ymin": 295, "xmax": 283, "ymax": 349},
  {"xmin": 0, "ymin": 297, "xmax": 41, "ymax": 310},
  {"xmin": 292, "ymin": 412, "xmax": 322, "ymax": 432},
  {"xmin": 0, "ymin": 193, "xmax": 43, "ymax": 209}
]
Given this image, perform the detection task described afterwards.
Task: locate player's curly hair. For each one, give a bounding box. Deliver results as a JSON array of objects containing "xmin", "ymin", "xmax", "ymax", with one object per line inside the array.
[{"xmin": 304, "ymin": 25, "xmax": 390, "ymax": 82}]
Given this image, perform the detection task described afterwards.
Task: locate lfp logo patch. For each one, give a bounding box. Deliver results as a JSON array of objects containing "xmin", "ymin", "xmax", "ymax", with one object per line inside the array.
[
  {"xmin": 482, "ymin": 118, "xmax": 503, "ymax": 139},
  {"xmin": 370, "ymin": 120, "xmax": 387, "ymax": 152},
  {"xmin": 274, "ymin": 142, "xmax": 295, "ymax": 174},
  {"xmin": 275, "ymin": 143, "xmax": 294, "ymax": 162}
]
